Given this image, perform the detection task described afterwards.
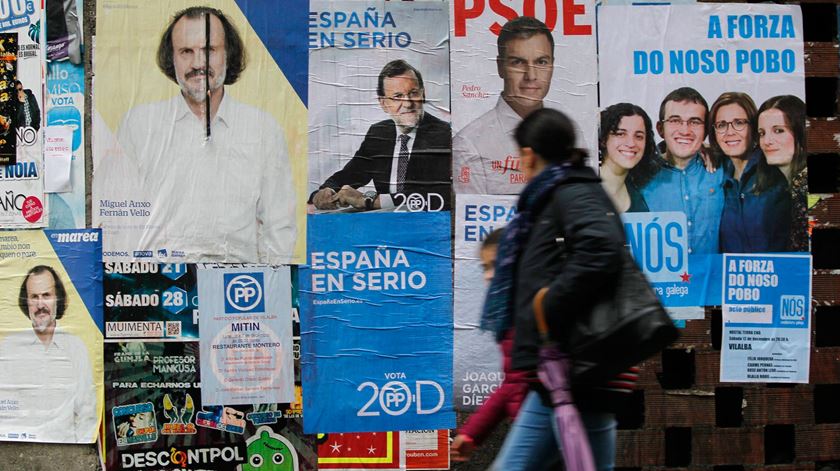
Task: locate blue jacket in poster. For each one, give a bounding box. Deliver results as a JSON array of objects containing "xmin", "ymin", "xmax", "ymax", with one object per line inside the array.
[{"xmin": 720, "ymin": 150, "xmax": 791, "ymax": 253}]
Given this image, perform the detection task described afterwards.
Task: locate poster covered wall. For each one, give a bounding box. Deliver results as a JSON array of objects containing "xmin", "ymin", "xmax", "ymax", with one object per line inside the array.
[
  {"xmin": 104, "ymin": 263, "xmax": 310, "ymax": 470},
  {"xmin": 0, "ymin": 0, "xmax": 46, "ymax": 227},
  {"xmin": 450, "ymin": 0, "xmax": 598, "ymax": 195},
  {"xmin": 301, "ymin": 212, "xmax": 454, "ymax": 434},
  {"xmin": 104, "ymin": 341, "xmax": 316, "ymax": 471},
  {"xmin": 308, "ymin": 0, "xmax": 451, "ymax": 214},
  {"xmin": 453, "ymin": 194, "xmax": 516, "ymax": 411},
  {"xmin": 93, "ymin": 0, "xmax": 307, "ymax": 264},
  {"xmin": 598, "ymin": 4, "xmax": 807, "ymax": 307},
  {"xmin": 46, "ymin": 0, "xmax": 85, "ymax": 229},
  {"xmin": 0, "ymin": 229, "xmax": 103, "ymax": 443}
]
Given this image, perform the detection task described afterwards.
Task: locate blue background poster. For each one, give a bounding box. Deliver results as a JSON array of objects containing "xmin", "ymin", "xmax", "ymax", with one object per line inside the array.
[
  {"xmin": 301, "ymin": 213, "xmax": 454, "ymax": 433},
  {"xmin": 720, "ymin": 254, "xmax": 812, "ymax": 383},
  {"xmin": 623, "ymin": 212, "xmax": 724, "ymax": 310}
]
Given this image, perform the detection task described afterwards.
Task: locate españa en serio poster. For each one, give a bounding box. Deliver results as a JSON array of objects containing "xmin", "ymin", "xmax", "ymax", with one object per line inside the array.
[
  {"xmin": 308, "ymin": 1, "xmax": 451, "ymax": 215},
  {"xmin": 301, "ymin": 212, "xmax": 454, "ymax": 434},
  {"xmin": 598, "ymin": 4, "xmax": 809, "ymax": 311},
  {"xmin": 93, "ymin": 0, "xmax": 307, "ymax": 264},
  {"xmin": 0, "ymin": 229, "xmax": 103, "ymax": 443}
]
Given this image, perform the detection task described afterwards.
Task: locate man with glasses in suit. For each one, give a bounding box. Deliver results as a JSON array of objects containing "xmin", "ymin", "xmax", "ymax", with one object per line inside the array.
[{"xmin": 309, "ymin": 59, "xmax": 451, "ymax": 212}]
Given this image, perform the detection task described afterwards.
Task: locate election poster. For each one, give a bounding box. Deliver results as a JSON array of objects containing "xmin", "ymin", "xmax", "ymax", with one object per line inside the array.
[
  {"xmin": 308, "ymin": 1, "xmax": 451, "ymax": 214},
  {"xmin": 598, "ymin": 4, "xmax": 807, "ymax": 307},
  {"xmin": 0, "ymin": 0, "xmax": 47, "ymax": 227},
  {"xmin": 46, "ymin": 0, "xmax": 85, "ymax": 229},
  {"xmin": 720, "ymin": 254, "xmax": 812, "ymax": 383},
  {"xmin": 0, "ymin": 229, "xmax": 103, "ymax": 443},
  {"xmin": 104, "ymin": 341, "xmax": 317, "ymax": 471},
  {"xmin": 318, "ymin": 429, "xmax": 449, "ymax": 470},
  {"xmin": 450, "ymin": 0, "xmax": 598, "ymax": 195},
  {"xmin": 93, "ymin": 0, "xmax": 307, "ymax": 264},
  {"xmin": 197, "ymin": 265, "xmax": 295, "ymax": 406},
  {"xmin": 104, "ymin": 263, "xmax": 199, "ymax": 340},
  {"xmin": 301, "ymin": 212, "xmax": 454, "ymax": 433},
  {"xmin": 453, "ymin": 194, "xmax": 516, "ymax": 411}
]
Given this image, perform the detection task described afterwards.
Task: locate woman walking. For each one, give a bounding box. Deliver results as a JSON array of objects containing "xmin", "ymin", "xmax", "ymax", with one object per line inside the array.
[{"xmin": 484, "ymin": 109, "xmax": 635, "ymax": 471}]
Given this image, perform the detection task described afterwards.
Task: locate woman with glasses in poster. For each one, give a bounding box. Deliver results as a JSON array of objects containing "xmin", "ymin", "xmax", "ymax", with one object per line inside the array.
[
  {"xmin": 757, "ymin": 95, "xmax": 809, "ymax": 252},
  {"xmin": 598, "ymin": 103, "xmax": 660, "ymax": 213},
  {"xmin": 711, "ymin": 92, "xmax": 790, "ymax": 253}
]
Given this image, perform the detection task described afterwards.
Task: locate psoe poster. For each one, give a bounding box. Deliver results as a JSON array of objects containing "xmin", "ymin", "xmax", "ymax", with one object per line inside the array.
[
  {"xmin": 720, "ymin": 253, "xmax": 811, "ymax": 383},
  {"xmin": 308, "ymin": 0, "xmax": 451, "ymax": 214},
  {"xmin": 198, "ymin": 265, "xmax": 295, "ymax": 406},
  {"xmin": 301, "ymin": 212, "xmax": 454, "ymax": 433},
  {"xmin": 0, "ymin": 229, "xmax": 103, "ymax": 443},
  {"xmin": 450, "ymin": 0, "xmax": 598, "ymax": 195}
]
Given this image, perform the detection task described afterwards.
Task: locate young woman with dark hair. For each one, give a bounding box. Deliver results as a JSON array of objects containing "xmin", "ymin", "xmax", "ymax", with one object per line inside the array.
[{"xmin": 757, "ymin": 95, "xmax": 809, "ymax": 252}]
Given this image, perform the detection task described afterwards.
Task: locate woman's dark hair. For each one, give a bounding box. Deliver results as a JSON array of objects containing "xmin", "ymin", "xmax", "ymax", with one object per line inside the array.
[
  {"xmin": 598, "ymin": 103, "xmax": 659, "ymax": 188},
  {"xmin": 514, "ymin": 108, "xmax": 587, "ymax": 165},
  {"xmin": 757, "ymin": 95, "xmax": 807, "ymax": 180},
  {"xmin": 157, "ymin": 6, "xmax": 246, "ymax": 86}
]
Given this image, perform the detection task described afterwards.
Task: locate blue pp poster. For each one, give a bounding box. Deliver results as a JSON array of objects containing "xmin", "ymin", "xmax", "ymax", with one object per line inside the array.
[
  {"xmin": 301, "ymin": 212, "xmax": 454, "ymax": 433},
  {"xmin": 720, "ymin": 253, "xmax": 812, "ymax": 383},
  {"xmin": 197, "ymin": 266, "xmax": 295, "ymax": 406}
]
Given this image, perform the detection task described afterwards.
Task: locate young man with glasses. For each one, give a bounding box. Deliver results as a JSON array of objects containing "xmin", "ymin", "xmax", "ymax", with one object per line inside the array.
[
  {"xmin": 640, "ymin": 87, "xmax": 725, "ymax": 254},
  {"xmin": 309, "ymin": 59, "xmax": 452, "ymax": 211}
]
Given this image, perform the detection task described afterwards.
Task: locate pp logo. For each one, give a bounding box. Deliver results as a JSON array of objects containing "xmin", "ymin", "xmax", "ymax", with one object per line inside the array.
[{"xmin": 224, "ymin": 273, "xmax": 265, "ymax": 313}]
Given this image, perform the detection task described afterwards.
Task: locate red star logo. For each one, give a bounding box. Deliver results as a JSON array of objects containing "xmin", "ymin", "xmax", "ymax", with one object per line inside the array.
[{"xmin": 680, "ymin": 271, "xmax": 692, "ymax": 283}]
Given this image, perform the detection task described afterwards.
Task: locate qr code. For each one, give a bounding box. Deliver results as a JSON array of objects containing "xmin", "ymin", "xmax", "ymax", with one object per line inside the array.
[{"xmin": 166, "ymin": 322, "xmax": 181, "ymax": 337}]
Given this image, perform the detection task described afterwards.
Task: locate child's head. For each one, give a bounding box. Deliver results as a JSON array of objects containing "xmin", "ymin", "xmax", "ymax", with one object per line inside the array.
[{"xmin": 480, "ymin": 229, "xmax": 504, "ymax": 283}]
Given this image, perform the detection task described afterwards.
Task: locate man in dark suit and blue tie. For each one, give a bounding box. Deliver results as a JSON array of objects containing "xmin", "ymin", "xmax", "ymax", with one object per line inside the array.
[{"xmin": 310, "ymin": 59, "xmax": 451, "ymax": 211}]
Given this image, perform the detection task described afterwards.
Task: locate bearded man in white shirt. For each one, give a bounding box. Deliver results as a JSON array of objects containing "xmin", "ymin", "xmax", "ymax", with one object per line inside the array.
[
  {"xmin": 453, "ymin": 16, "xmax": 554, "ymax": 195},
  {"xmin": 115, "ymin": 6, "xmax": 295, "ymax": 263},
  {"xmin": 0, "ymin": 265, "xmax": 96, "ymax": 443}
]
